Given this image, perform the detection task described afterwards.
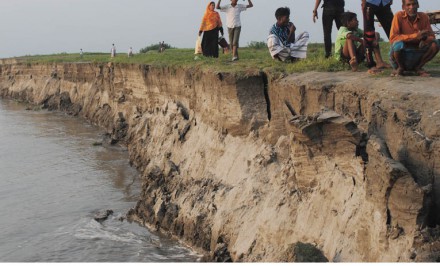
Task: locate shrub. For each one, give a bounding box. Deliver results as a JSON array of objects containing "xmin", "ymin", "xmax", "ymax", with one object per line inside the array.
[
  {"xmin": 139, "ymin": 42, "xmax": 174, "ymax": 53},
  {"xmin": 247, "ymin": 41, "xmax": 267, "ymax": 49}
]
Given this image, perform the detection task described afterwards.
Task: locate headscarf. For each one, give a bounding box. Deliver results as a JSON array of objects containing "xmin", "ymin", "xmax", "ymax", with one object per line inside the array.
[{"xmin": 199, "ymin": 2, "xmax": 222, "ymax": 32}]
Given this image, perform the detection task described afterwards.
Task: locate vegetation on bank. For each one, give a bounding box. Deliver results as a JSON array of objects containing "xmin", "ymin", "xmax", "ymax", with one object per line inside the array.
[
  {"xmin": 12, "ymin": 43, "xmax": 440, "ymax": 76},
  {"xmin": 139, "ymin": 42, "xmax": 174, "ymax": 53}
]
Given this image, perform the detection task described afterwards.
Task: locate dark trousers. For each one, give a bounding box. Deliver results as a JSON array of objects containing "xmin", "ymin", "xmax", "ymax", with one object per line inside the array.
[
  {"xmin": 363, "ymin": 2, "xmax": 393, "ymax": 67},
  {"xmin": 202, "ymin": 28, "xmax": 219, "ymax": 58},
  {"xmin": 363, "ymin": 2, "xmax": 394, "ymax": 39},
  {"xmin": 322, "ymin": 6, "xmax": 343, "ymax": 57}
]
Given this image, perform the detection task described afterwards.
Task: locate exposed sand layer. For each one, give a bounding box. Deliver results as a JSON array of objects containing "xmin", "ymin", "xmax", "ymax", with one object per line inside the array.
[{"xmin": 1, "ymin": 62, "xmax": 440, "ymax": 262}]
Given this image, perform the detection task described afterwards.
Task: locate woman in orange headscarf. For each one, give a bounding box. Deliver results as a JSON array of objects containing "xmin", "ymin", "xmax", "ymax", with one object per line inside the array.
[{"xmin": 199, "ymin": 1, "xmax": 224, "ymax": 58}]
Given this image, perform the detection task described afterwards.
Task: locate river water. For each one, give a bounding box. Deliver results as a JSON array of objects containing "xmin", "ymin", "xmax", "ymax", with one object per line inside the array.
[{"xmin": 0, "ymin": 99, "xmax": 200, "ymax": 262}]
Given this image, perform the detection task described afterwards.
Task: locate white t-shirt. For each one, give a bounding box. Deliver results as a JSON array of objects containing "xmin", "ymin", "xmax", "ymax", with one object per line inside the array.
[{"xmin": 220, "ymin": 4, "xmax": 247, "ymax": 28}]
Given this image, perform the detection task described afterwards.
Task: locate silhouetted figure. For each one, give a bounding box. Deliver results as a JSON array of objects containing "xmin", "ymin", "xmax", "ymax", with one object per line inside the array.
[
  {"xmin": 159, "ymin": 41, "xmax": 165, "ymax": 53},
  {"xmin": 111, "ymin": 44, "xmax": 116, "ymax": 58}
]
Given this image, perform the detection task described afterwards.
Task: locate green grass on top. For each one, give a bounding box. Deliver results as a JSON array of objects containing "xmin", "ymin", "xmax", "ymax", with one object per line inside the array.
[{"xmin": 12, "ymin": 43, "xmax": 440, "ymax": 76}]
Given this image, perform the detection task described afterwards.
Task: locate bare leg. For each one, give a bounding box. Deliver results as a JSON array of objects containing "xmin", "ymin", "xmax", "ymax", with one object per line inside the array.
[
  {"xmin": 373, "ymin": 46, "xmax": 390, "ymax": 69},
  {"xmin": 391, "ymin": 51, "xmax": 405, "ymax": 76},
  {"xmin": 343, "ymin": 39, "xmax": 358, "ymax": 71},
  {"xmin": 414, "ymin": 42, "xmax": 440, "ymax": 76}
]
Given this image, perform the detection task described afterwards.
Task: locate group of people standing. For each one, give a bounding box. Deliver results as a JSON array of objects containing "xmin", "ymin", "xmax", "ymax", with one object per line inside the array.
[
  {"xmin": 312, "ymin": 0, "xmax": 393, "ymax": 72},
  {"xmin": 199, "ymin": 0, "xmax": 439, "ymax": 77},
  {"xmin": 313, "ymin": 0, "xmax": 394, "ymax": 61}
]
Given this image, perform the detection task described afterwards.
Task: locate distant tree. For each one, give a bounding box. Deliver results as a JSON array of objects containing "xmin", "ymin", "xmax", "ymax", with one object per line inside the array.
[
  {"xmin": 139, "ymin": 42, "xmax": 174, "ymax": 53},
  {"xmin": 247, "ymin": 41, "xmax": 267, "ymax": 49}
]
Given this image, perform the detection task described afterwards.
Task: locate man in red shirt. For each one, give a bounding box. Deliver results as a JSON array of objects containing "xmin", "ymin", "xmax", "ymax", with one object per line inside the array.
[{"xmin": 389, "ymin": 0, "xmax": 439, "ymax": 76}]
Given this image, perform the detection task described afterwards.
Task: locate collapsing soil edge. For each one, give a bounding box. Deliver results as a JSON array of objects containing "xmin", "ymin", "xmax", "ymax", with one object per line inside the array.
[{"xmin": 1, "ymin": 62, "xmax": 440, "ymax": 262}]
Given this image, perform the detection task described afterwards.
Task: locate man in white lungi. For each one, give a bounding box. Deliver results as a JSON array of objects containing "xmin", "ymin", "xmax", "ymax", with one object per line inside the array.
[{"xmin": 267, "ymin": 7, "xmax": 310, "ymax": 62}]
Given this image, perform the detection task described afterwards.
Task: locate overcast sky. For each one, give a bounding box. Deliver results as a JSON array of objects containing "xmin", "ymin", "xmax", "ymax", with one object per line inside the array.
[{"xmin": 0, "ymin": 0, "xmax": 438, "ymax": 58}]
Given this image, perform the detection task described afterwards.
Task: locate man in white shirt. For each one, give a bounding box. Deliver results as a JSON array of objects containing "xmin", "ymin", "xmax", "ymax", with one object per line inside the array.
[{"xmin": 216, "ymin": 0, "xmax": 253, "ymax": 61}]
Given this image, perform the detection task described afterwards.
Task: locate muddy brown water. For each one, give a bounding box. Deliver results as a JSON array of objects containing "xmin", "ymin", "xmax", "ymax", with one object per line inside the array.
[{"xmin": 0, "ymin": 99, "xmax": 200, "ymax": 262}]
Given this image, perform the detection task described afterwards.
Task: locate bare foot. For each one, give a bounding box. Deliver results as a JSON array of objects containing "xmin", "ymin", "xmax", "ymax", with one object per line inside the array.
[
  {"xmin": 390, "ymin": 68, "xmax": 404, "ymax": 77},
  {"xmin": 349, "ymin": 57, "xmax": 358, "ymax": 72},
  {"xmin": 368, "ymin": 67, "xmax": 383, "ymax": 75},
  {"xmin": 416, "ymin": 69, "xmax": 431, "ymax": 77},
  {"xmin": 376, "ymin": 62, "xmax": 391, "ymax": 69}
]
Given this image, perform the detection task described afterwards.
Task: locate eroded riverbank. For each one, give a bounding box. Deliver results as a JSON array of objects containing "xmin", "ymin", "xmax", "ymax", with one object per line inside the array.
[{"xmin": 1, "ymin": 62, "xmax": 440, "ymax": 262}]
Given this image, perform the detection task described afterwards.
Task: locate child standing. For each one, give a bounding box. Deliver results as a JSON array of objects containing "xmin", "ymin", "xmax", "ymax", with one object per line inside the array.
[{"xmin": 335, "ymin": 12, "xmax": 388, "ymax": 72}]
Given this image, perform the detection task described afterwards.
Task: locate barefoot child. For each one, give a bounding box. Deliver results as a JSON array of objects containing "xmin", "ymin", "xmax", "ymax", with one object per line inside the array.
[{"xmin": 335, "ymin": 11, "xmax": 388, "ymax": 72}]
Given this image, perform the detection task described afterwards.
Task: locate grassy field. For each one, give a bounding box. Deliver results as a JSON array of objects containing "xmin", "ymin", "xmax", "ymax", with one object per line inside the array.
[{"xmin": 14, "ymin": 43, "xmax": 440, "ymax": 76}]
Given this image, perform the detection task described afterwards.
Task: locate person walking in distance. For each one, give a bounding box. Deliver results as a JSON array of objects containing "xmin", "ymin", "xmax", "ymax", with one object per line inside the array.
[
  {"xmin": 216, "ymin": 0, "xmax": 253, "ymax": 61},
  {"xmin": 111, "ymin": 44, "xmax": 116, "ymax": 58},
  {"xmin": 313, "ymin": 0, "xmax": 345, "ymax": 58},
  {"xmin": 362, "ymin": 0, "xmax": 394, "ymax": 67},
  {"xmin": 159, "ymin": 41, "xmax": 165, "ymax": 53}
]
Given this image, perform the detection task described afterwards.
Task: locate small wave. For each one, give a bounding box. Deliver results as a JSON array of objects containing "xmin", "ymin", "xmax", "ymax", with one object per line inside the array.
[{"xmin": 73, "ymin": 219, "xmax": 145, "ymax": 244}]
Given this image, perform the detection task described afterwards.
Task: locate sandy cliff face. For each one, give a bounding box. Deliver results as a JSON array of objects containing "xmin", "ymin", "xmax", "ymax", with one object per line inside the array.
[{"xmin": 1, "ymin": 62, "xmax": 439, "ymax": 262}]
